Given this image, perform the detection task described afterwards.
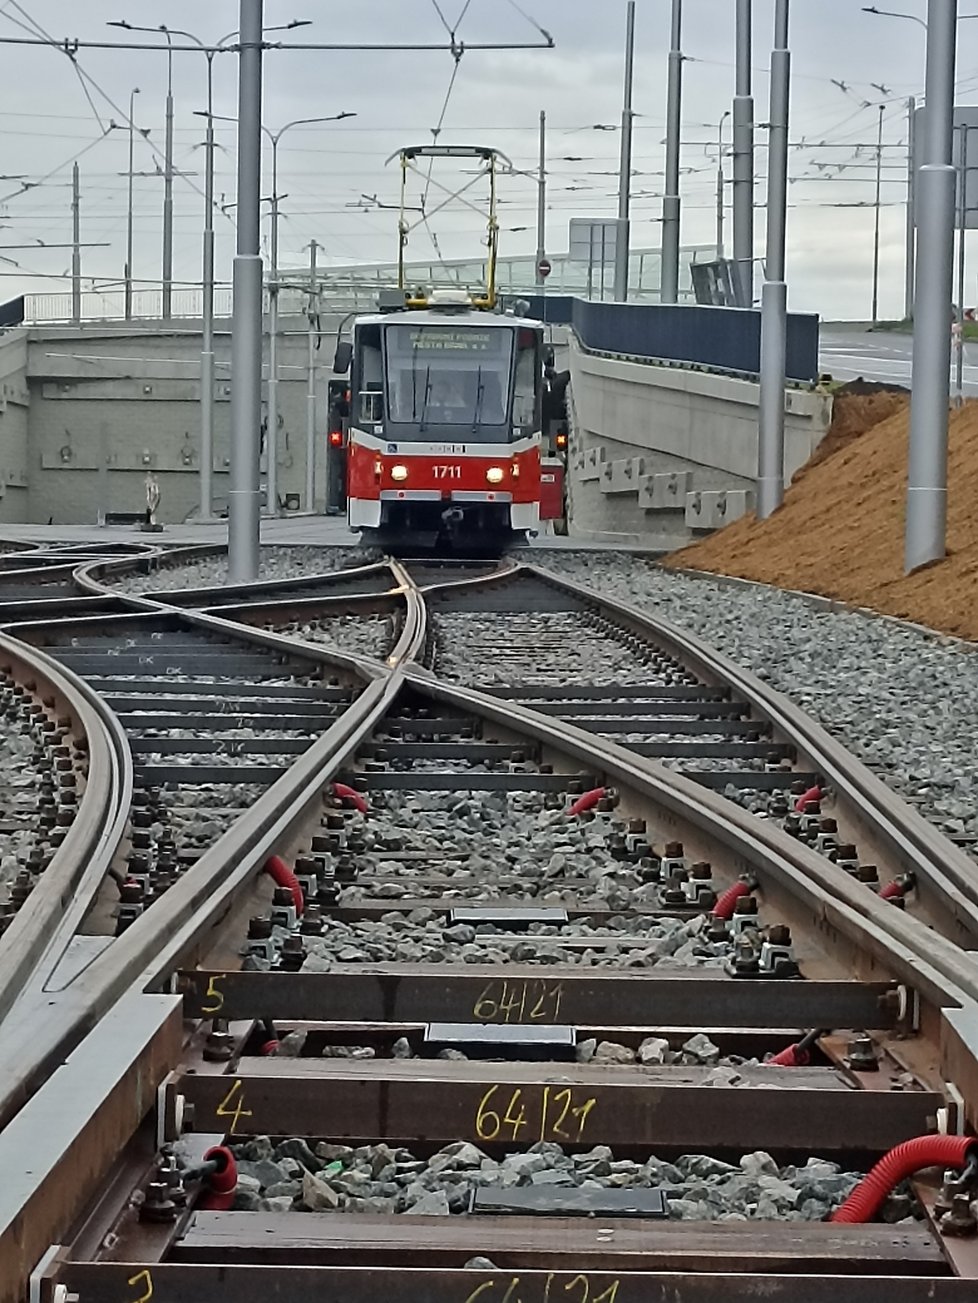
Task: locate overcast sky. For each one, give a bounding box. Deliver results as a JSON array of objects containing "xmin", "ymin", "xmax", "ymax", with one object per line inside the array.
[{"xmin": 0, "ymin": 0, "xmax": 972, "ymax": 319}]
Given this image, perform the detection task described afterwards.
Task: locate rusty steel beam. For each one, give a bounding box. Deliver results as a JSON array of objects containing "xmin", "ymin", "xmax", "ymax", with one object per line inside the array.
[
  {"xmin": 48, "ymin": 1264, "xmax": 968, "ymax": 1303},
  {"xmin": 170, "ymin": 1209, "xmax": 946, "ymax": 1271},
  {"xmin": 167, "ymin": 1063, "xmax": 940, "ymax": 1154},
  {"xmin": 0, "ymin": 994, "xmax": 182, "ymax": 1303},
  {"xmin": 177, "ymin": 968, "xmax": 903, "ymax": 1030}
]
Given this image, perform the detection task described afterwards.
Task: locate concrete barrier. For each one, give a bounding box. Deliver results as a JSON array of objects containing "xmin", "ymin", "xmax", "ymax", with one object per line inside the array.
[{"xmin": 565, "ymin": 336, "xmax": 831, "ymax": 547}]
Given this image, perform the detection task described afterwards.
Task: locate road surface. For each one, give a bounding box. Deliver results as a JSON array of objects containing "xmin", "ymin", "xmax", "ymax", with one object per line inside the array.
[{"xmin": 819, "ymin": 327, "xmax": 978, "ymax": 396}]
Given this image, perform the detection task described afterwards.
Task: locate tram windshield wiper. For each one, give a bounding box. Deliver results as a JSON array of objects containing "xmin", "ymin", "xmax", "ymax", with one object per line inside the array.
[
  {"xmin": 411, "ymin": 345, "xmax": 420, "ymax": 421},
  {"xmin": 418, "ymin": 366, "xmax": 431, "ymax": 433},
  {"xmin": 471, "ymin": 365, "xmax": 485, "ymax": 433}
]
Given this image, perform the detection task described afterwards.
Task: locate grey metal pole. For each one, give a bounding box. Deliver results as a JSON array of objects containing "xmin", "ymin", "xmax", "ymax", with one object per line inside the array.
[
  {"xmin": 200, "ymin": 54, "xmax": 216, "ymax": 521},
  {"xmin": 228, "ymin": 0, "xmax": 264, "ymax": 583},
  {"xmin": 732, "ymin": 0, "xmax": 754, "ymax": 306},
  {"xmin": 906, "ymin": 96, "xmax": 917, "ymax": 320},
  {"xmin": 126, "ymin": 87, "xmax": 138, "ymax": 321},
  {"xmin": 535, "ymin": 110, "xmax": 547, "ymax": 288},
  {"xmin": 71, "ymin": 162, "xmax": 81, "ymax": 323},
  {"xmin": 267, "ymin": 139, "xmax": 280, "ymax": 518},
  {"xmin": 306, "ymin": 238, "xmax": 318, "ymax": 512},
  {"xmin": 872, "ymin": 104, "xmax": 884, "ymax": 323},
  {"xmin": 955, "ymin": 124, "xmax": 968, "ymax": 405},
  {"xmin": 614, "ymin": 0, "xmax": 636, "ymax": 302},
  {"xmin": 756, "ymin": 0, "xmax": 790, "ymax": 519},
  {"xmin": 905, "ymin": 0, "xmax": 957, "ymax": 573},
  {"xmin": 162, "ymin": 37, "xmax": 174, "ymax": 319},
  {"xmin": 660, "ymin": 0, "xmax": 683, "ymax": 302}
]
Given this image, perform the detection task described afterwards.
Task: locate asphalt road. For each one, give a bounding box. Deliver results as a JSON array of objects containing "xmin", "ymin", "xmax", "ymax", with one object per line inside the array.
[{"xmin": 819, "ymin": 327, "xmax": 978, "ymax": 396}]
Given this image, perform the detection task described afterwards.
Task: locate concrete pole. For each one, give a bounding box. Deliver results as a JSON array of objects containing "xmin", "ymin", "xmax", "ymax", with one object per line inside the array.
[
  {"xmin": 71, "ymin": 162, "xmax": 81, "ymax": 323},
  {"xmin": 126, "ymin": 87, "xmax": 138, "ymax": 322},
  {"xmin": 267, "ymin": 138, "xmax": 281, "ymax": 517},
  {"xmin": 906, "ymin": 97, "xmax": 917, "ymax": 320},
  {"xmin": 228, "ymin": 0, "xmax": 264, "ymax": 583},
  {"xmin": 660, "ymin": 0, "xmax": 683, "ymax": 302},
  {"xmin": 535, "ymin": 111, "xmax": 547, "ymax": 288},
  {"xmin": 756, "ymin": 0, "xmax": 790, "ymax": 520},
  {"xmin": 872, "ymin": 104, "xmax": 884, "ymax": 323},
  {"xmin": 614, "ymin": 0, "xmax": 636, "ymax": 302},
  {"xmin": 732, "ymin": 0, "xmax": 754, "ymax": 306},
  {"xmin": 306, "ymin": 239, "xmax": 319, "ymax": 512},
  {"xmin": 955, "ymin": 125, "xmax": 968, "ymax": 405},
  {"xmin": 162, "ymin": 37, "xmax": 174, "ymax": 319},
  {"xmin": 200, "ymin": 54, "xmax": 216, "ymax": 521},
  {"xmin": 905, "ymin": 0, "xmax": 957, "ymax": 573}
]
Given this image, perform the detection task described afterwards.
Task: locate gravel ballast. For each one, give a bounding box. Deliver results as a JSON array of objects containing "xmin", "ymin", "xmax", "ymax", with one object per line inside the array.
[
  {"xmin": 218, "ymin": 1135, "xmax": 880, "ymax": 1223},
  {"xmin": 109, "ymin": 546, "xmax": 366, "ymax": 594},
  {"xmin": 527, "ymin": 553, "xmax": 978, "ymax": 847}
]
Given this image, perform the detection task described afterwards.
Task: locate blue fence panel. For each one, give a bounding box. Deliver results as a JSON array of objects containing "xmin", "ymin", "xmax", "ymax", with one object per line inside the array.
[{"xmin": 518, "ymin": 295, "xmax": 819, "ymax": 384}]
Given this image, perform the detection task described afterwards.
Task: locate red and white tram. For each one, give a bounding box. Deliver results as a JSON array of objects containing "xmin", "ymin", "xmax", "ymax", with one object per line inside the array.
[{"xmin": 341, "ymin": 293, "xmax": 546, "ymax": 551}]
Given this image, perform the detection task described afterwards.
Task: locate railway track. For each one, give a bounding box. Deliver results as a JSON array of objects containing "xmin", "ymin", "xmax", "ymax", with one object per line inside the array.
[{"xmin": 2, "ymin": 546, "xmax": 978, "ymax": 1302}]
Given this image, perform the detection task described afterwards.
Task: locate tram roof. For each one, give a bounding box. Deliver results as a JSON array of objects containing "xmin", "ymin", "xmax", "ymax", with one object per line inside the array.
[{"xmin": 354, "ymin": 308, "xmax": 543, "ymax": 330}]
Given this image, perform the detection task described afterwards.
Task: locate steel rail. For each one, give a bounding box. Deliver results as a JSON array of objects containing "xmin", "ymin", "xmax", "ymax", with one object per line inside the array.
[
  {"xmin": 5, "ymin": 660, "xmax": 978, "ymax": 1303},
  {"xmin": 0, "ymin": 580, "xmax": 422, "ymax": 1127},
  {"xmin": 75, "ymin": 555, "xmax": 394, "ymax": 607},
  {"xmin": 514, "ymin": 561, "xmax": 978, "ymax": 945},
  {"xmin": 401, "ymin": 663, "xmax": 978, "ymax": 1013},
  {"xmin": 0, "ymin": 631, "xmax": 131, "ymax": 1023},
  {"xmin": 5, "ymin": 573, "xmax": 978, "ymax": 1297}
]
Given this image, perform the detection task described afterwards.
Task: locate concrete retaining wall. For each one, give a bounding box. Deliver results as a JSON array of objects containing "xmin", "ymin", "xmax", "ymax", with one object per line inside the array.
[
  {"xmin": 566, "ymin": 337, "xmax": 832, "ymax": 547},
  {"xmin": 0, "ymin": 315, "xmax": 341, "ymax": 526}
]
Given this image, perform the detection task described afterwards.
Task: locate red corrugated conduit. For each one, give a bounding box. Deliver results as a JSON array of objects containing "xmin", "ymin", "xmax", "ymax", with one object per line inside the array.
[
  {"xmin": 333, "ymin": 781, "xmax": 368, "ymax": 814},
  {"xmin": 198, "ymin": 1145, "xmax": 238, "ymax": 1211},
  {"xmin": 712, "ymin": 880, "xmax": 750, "ymax": 921},
  {"xmin": 567, "ymin": 787, "xmax": 606, "ymax": 817},
  {"xmin": 830, "ymin": 1135, "xmax": 976, "ymax": 1223},
  {"xmin": 264, "ymin": 855, "xmax": 304, "ymax": 915}
]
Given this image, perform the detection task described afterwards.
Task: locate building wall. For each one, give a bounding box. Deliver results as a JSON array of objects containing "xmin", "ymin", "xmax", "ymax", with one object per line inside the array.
[
  {"xmin": 0, "ymin": 333, "xmax": 31, "ymax": 522},
  {"xmin": 21, "ymin": 316, "xmax": 341, "ymax": 525}
]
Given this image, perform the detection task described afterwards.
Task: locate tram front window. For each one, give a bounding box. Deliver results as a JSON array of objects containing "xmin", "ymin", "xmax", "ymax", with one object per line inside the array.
[{"xmin": 385, "ymin": 324, "xmax": 513, "ymax": 439}]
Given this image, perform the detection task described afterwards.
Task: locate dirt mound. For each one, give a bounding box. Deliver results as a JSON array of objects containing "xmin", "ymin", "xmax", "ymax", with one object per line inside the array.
[
  {"xmin": 796, "ymin": 387, "xmax": 909, "ymax": 480},
  {"xmin": 665, "ymin": 397, "xmax": 978, "ymax": 640}
]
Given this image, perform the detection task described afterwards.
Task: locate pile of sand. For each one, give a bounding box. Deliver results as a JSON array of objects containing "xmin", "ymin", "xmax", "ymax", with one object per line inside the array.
[{"xmin": 665, "ymin": 390, "xmax": 978, "ymax": 640}]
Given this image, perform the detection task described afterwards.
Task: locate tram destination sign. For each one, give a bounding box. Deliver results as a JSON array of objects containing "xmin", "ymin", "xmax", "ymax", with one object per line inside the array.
[{"xmin": 403, "ymin": 327, "xmax": 504, "ymax": 353}]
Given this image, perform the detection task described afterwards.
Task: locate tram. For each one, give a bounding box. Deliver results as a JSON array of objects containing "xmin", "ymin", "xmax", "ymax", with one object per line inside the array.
[{"xmin": 330, "ymin": 144, "xmax": 559, "ymax": 552}]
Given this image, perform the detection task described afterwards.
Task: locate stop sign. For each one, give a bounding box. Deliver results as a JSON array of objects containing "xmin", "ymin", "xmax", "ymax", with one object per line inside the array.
[{"xmin": 537, "ymin": 258, "xmax": 552, "ymax": 279}]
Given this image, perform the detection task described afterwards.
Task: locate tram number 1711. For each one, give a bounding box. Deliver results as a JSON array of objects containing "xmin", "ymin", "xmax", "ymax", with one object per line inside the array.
[{"xmin": 433, "ymin": 465, "xmax": 463, "ymax": 480}]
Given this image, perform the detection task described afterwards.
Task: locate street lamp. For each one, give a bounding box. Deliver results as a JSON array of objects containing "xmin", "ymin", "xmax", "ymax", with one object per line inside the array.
[
  {"xmin": 125, "ymin": 87, "xmax": 140, "ymax": 321},
  {"xmin": 212, "ymin": 110, "xmax": 355, "ymax": 516},
  {"xmin": 716, "ymin": 109, "xmax": 731, "ymax": 260},
  {"xmin": 265, "ymin": 113, "xmax": 355, "ymax": 515},
  {"xmin": 108, "ymin": 21, "xmax": 176, "ymax": 316},
  {"xmin": 113, "ymin": 19, "xmax": 313, "ymax": 519},
  {"xmin": 862, "ymin": 6, "xmax": 978, "ymax": 22}
]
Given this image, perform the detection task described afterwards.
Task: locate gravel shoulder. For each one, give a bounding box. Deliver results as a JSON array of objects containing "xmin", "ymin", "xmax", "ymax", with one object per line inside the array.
[{"xmin": 525, "ymin": 552, "xmax": 978, "ymax": 848}]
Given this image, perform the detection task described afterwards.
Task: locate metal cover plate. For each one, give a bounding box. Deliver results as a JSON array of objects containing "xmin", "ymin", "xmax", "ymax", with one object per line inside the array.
[
  {"xmin": 471, "ymin": 1186, "xmax": 669, "ymax": 1218},
  {"xmin": 449, "ymin": 907, "xmax": 569, "ymax": 926}
]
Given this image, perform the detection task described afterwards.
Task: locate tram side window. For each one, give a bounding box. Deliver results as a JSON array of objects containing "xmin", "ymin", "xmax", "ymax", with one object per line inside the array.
[
  {"xmin": 354, "ymin": 328, "xmax": 383, "ymax": 424},
  {"xmin": 513, "ymin": 331, "xmax": 540, "ymax": 436}
]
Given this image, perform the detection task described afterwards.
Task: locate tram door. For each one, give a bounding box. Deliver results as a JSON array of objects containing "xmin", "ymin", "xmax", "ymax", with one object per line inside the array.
[{"xmin": 326, "ymin": 379, "xmax": 349, "ymax": 514}]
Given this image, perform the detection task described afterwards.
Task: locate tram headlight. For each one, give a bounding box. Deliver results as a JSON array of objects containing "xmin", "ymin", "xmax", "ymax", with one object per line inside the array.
[
  {"xmin": 390, "ymin": 464, "xmax": 409, "ymax": 482},
  {"xmin": 486, "ymin": 466, "xmax": 505, "ymax": 484}
]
